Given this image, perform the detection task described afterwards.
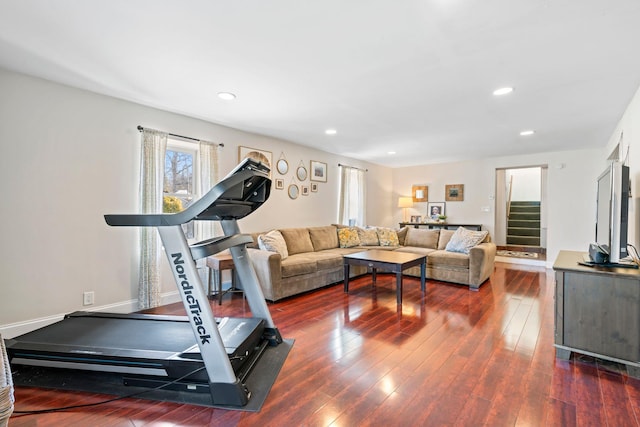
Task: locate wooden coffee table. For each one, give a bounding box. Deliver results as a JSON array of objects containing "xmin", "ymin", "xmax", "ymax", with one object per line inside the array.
[{"xmin": 343, "ymin": 250, "xmax": 426, "ymax": 304}]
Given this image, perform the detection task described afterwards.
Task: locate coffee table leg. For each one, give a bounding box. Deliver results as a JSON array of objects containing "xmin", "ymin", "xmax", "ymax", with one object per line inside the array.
[
  {"xmin": 207, "ymin": 267, "xmax": 213, "ymax": 299},
  {"xmin": 344, "ymin": 263, "xmax": 350, "ymax": 293},
  {"xmin": 217, "ymin": 268, "xmax": 223, "ymax": 305},
  {"xmin": 396, "ymin": 271, "xmax": 402, "ymax": 304},
  {"xmin": 372, "ymin": 268, "xmax": 377, "ymax": 285},
  {"xmin": 421, "ymin": 261, "xmax": 426, "ymax": 292}
]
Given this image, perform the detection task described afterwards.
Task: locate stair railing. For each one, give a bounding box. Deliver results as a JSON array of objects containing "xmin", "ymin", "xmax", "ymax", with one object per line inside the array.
[{"xmin": 506, "ymin": 175, "xmax": 514, "ymax": 218}]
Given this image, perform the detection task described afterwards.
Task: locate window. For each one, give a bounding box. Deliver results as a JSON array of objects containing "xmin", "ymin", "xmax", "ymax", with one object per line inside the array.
[
  {"xmin": 163, "ymin": 141, "xmax": 197, "ymax": 238},
  {"xmin": 338, "ymin": 166, "xmax": 366, "ymax": 226}
]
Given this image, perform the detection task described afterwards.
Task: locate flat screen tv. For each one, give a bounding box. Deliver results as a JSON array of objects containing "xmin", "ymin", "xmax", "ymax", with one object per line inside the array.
[{"xmin": 595, "ymin": 161, "xmax": 629, "ymax": 262}]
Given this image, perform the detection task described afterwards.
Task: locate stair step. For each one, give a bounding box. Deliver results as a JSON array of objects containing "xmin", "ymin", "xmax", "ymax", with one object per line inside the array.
[
  {"xmin": 509, "ymin": 205, "xmax": 541, "ymax": 213},
  {"xmin": 498, "ymin": 245, "xmax": 546, "ymax": 254},
  {"xmin": 507, "ymin": 227, "xmax": 540, "ymax": 237},
  {"xmin": 507, "ymin": 235, "xmax": 541, "ymax": 246},
  {"xmin": 510, "ymin": 201, "xmax": 540, "ymax": 207},
  {"xmin": 509, "ymin": 212, "xmax": 540, "ymax": 221},
  {"xmin": 508, "ymin": 220, "xmax": 541, "ymax": 228}
]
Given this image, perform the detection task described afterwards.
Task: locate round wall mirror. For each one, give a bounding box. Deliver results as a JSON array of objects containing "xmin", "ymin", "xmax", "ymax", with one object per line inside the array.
[
  {"xmin": 296, "ymin": 165, "xmax": 307, "ymax": 181},
  {"xmin": 276, "ymin": 159, "xmax": 289, "ymax": 175},
  {"xmin": 288, "ymin": 184, "xmax": 299, "ymax": 199}
]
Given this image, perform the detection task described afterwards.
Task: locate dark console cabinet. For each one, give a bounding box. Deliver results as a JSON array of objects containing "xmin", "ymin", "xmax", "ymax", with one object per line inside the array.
[{"xmin": 553, "ymin": 250, "xmax": 640, "ymax": 377}]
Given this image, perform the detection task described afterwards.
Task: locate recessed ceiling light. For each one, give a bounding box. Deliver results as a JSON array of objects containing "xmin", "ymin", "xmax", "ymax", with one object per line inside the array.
[
  {"xmin": 387, "ymin": 151, "xmax": 396, "ymax": 155},
  {"xmin": 325, "ymin": 129, "xmax": 337, "ymax": 135},
  {"xmin": 217, "ymin": 92, "xmax": 236, "ymax": 100},
  {"xmin": 520, "ymin": 130, "xmax": 535, "ymax": 136},
  {"xmin": 493, "ymin": 87, "xmax": 514, "ymax": 96}
]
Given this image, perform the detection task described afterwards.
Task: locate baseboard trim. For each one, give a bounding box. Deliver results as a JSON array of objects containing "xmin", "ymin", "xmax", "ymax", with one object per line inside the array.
[{"xmin": 0, "ymin": 290, "xmax": 181, "ymax": 339}]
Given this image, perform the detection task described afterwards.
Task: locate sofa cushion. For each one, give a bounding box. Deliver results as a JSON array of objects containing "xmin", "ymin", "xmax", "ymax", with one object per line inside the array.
[
  {"xmin": 438, "ymin": 229, "xmax": 456, "ymax": 250},
  {"xmin": 309, "ymin": 226, "xmax": 339, "ymax": 251},
  {"xmin": 258, "ymin": 230, "xmax": 289, "ymax": 260},
  {"xmin": 280, "ymin": 228, "xmax": 315, "ymax": 255},
  {"xmin": 357, "ymin": 227, "xmax": 379, "ymax": 246},
  {"xmin": 376, "ymin": 227, "xmax": 399, "ymax": 246},
  {"xmin": 338, "ymin": 227, "xmax": 361, "ymax": 248},
  {"xmin": 445, "ymin": 227, "xmax": 489, "ymax": 254},
  {"xmin": 280, "ymin": 254, "xmax": 318, "ymax": 278},
  {"xmin": 405, "ymin": 228, "xmax": 439, "ymax": 249},
  {"xmin": 428, "ymin": 250, "xmax": 470, "ymax": 268},
  {"xmin": 312, "ymin": 251, "xmax": 344, "ymax": 271}
]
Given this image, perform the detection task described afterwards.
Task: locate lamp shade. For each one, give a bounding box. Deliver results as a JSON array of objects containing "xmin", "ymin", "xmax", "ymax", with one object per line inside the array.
[{"xmin": 398, "ymin": 197, "xmax": 413, "ymax": 208}]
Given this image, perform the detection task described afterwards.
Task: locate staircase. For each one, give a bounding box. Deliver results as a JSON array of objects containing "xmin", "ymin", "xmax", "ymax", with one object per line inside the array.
[{"xmin": 507, "ymin": 201, "xmax": 541, "ymax": 246}]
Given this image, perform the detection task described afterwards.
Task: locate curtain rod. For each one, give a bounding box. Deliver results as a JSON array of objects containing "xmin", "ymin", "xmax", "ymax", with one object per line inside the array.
[
  {"xmin": 338, "ymin": 163, "xmax": 368, "ymax": 172},
  {"xmin": 137, "ymin": 125, "xmax": 224, "ymax": 147}
]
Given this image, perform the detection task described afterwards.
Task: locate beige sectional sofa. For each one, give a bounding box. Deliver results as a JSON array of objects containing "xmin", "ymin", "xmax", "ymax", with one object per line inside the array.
[{"xmin": 247, "ymin": 225, "xmax": 496, "ymax": 302}]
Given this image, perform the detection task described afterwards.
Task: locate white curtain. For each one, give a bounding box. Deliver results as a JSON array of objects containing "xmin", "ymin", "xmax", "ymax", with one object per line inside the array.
[
  {"xmin": 138, "ymin": 129, "xmax": 167, "ymax": 309},
  {"xmin": 195, "ymin": 140, "xmax": 221, "ymax": 241},
  {"xmin": 338, "ymin": 166, "xmax": 366, "ymax": 226}
]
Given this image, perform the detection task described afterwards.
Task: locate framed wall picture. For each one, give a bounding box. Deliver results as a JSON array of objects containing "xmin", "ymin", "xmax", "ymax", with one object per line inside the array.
[
  {"xmin": 296, "ymin": 161, "xmax": 308, "ymax": 181},
  {"xmin": 310, "ymin": 160, "xmax": 328, "ymax": 182},
  {"xmin": 311, "ymin": 182, "xmax": 318, "ymax": 192},
  {"xmin": 276, "ymin": 158, "xmax": 289, "ymax": 175},
  {"xmin": 275, "ymin": 179, "xmax": 284, "ymax": 190},
  {"xmin": 238, "ymin": 146, "xmax": 273, "ymax": 177},
  {"xmin": 288, "ymin": 184, "xmax": 299, "ymax": 199},
  {"xmin": 302, "ymin": 186, "xmax": 309, "ymax": 196},
  {"xmin": 445, "ymin": 184, "xmax": 464, "ymax": 201},
  {"xmin": 412, "ymin": 185, "xmax": 428, "ymax": 202},
  {"xmin": 427, "ymin": 202, "xmax": 446, "ymax": 220}
]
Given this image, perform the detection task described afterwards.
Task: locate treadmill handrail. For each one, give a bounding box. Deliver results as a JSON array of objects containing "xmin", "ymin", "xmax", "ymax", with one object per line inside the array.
[{"xmin": 104, "ymin": 158, "xmax": 270, "ymax": 227}]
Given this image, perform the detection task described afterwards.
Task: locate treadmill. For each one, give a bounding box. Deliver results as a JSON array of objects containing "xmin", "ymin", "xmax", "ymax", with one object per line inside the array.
[{"xmin": 6, "ymin": 158, "xmax": 283, "ymax": 407}]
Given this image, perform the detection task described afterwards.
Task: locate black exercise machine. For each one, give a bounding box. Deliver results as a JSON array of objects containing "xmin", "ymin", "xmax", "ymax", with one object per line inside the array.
[{"xmin": 6, "ymin": 158, "xmax": 284, "ymax": 407}]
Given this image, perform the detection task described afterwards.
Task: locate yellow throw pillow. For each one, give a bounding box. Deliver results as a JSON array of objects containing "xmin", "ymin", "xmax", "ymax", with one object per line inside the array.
[
  {"xmin": 376, "ymin": 227, "xmax": 399, "ymax": 246},
  {"xmin": 338, "ymin": 227, "xmax": 361, "ymax": 248}
]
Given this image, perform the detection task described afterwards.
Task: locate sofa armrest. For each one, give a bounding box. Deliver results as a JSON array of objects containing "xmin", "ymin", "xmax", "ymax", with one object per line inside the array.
[
  {"xmin": 468, "ymin": 242, "xmax": 497, "ymax": 287},
  {"xmin": 247, "ymin": 248, "xmax": 282, "ymax": 301}
]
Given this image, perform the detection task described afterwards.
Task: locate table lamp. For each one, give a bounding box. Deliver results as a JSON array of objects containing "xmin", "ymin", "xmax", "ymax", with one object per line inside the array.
[{"xmin": 398, "ymin": 197, "xmax": 413, "ymax": 222}]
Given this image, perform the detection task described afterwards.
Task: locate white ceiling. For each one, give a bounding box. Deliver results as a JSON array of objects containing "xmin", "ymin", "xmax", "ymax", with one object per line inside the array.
[{"xmin": 1, "ymin": 1, "xmax": 640, "ymax": 167}]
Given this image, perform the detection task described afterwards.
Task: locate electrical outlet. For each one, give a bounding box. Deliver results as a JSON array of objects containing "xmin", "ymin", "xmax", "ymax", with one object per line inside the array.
[{"xmin": 83, "ymin": 291, "xmax": 95, "ymax": 306}]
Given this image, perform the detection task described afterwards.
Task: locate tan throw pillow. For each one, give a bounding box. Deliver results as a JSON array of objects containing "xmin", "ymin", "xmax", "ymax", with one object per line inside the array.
[
  {"xmin": 405, "ymin": 228, "xmax": 440, "ymax": 249},
  {"xmin": 376, "ymin": 227, "xmax": 399, "ymax": 246},
  {"xmin": 357, "ymin": 227, "xmax": 379, "ymax": 246},
  {"xmin": 445, "ymin": 227, "xmax": 489, "ymax": 254},
  {"xmin": 396, "ymin": 226, "xmax": 409, "ymax": 245},
  {"xmin": 258, "ymin": 230, "xmax": 289, "ymax": 259},
  {"xmin": 309, "ymin": 226, "xmax": 339, "ymax": 251},
  {"xmin": 338, "ymin": 227, "xmax": 361, "ymax": 248},
  {"xmin": 280, "ymin": 228, "xmax": 315, "ymax": 255}
]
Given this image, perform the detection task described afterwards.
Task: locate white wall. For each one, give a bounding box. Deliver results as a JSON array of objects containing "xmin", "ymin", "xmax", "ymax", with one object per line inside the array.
[
  {"xmin": 2, "ymin": 65, "xmax": 638, "ymax": 338},
  {"xmin": 392, "ymin": 149, "xmax": 602, "ymax": 266},
  {"xmin": 0, "ymin": 68, "xmax": 391, "ymax": 336},
  {"xmin": 604, "ymin": 84, "xmax": 640, "ymax": 249},
  {"xmin": 507, "ymin": 167, "xmax": 541, "ymax": 201}
]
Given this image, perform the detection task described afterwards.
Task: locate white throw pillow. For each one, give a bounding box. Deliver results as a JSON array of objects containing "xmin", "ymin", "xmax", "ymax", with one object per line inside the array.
[
  {"xmin": 258, "ymin": 230, "xmax": 289, "ymax": 259},
  {"xmin": 445, "ymin": 227, "xmax": 488, "ymax": 254}
]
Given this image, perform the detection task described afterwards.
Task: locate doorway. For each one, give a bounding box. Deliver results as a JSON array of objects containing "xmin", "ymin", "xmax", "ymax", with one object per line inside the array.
[{"xmin": 495, "ymin": 166, "xmax": 547, "ymax": 262}]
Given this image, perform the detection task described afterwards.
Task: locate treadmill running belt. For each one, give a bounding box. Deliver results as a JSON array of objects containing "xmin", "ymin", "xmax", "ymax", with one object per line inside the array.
[{"xmin": 7, "ymin": 313, "xmax": 265, "ymax": 379}]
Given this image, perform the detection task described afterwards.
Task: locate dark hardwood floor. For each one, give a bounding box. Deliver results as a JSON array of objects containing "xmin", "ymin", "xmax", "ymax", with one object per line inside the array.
[{"xmin": 8, "ymin": 261, "xmax": 640, "ymax": 426}]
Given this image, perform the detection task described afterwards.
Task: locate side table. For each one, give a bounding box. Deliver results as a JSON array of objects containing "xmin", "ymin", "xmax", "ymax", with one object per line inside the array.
[{"xmin": 206, "ymin": 253, "xmax": 240, "ymax": 305}]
